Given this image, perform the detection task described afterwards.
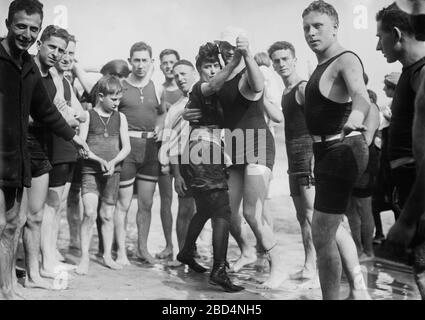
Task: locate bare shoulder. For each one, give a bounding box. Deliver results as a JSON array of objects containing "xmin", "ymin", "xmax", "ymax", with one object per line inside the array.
[{"xmin": 336, "ymin": 52, "xmax": 363, "ymax": 72}]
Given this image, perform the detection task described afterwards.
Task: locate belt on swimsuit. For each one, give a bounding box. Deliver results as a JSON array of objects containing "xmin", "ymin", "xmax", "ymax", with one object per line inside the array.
[
  {"xmin": 311, "ymin": 131, "xmax": 361, "ymax": 143},
  {"xmin": 128, "ymin": 131, "xmax": 155, "ymax": 139},
  {"xmin": 390, "ymin": 157, "xmax": 416, "ymax": 169}
]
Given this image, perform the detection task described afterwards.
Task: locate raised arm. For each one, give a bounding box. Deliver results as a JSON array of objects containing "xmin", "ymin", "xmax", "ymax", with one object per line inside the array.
[
  {"xmin": 201, "ymin": 51, "xmax": 242, "ymax": 97},
  {"xmin": 72, "ymin": 62, "xmax": 99, "ymax": 94},
  {"xmin": 237, "ymin": 36, "xmax": 264, "ymax": 93}
]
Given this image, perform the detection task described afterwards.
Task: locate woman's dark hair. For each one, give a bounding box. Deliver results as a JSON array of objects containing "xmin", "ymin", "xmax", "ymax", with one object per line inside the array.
[{"xmin": 195, "ymin": 42, "xmax": 221, "ymax": 72}]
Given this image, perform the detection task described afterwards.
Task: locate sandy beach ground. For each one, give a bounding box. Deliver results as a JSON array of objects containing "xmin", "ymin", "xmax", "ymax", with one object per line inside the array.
[{"xmin": 18, "ymin": 126, "xmax": 421, "ymax": 300}]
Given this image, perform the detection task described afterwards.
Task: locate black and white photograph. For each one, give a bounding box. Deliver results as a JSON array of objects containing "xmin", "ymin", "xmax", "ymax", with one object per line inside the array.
[{"xmin": 1, "ymin": 0, "xmax": 425, "ymax": 302}]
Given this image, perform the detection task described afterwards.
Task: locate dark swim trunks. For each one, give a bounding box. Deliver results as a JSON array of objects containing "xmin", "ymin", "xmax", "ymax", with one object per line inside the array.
[{"xmin": 313, "ymin": 135, "xmax": 369, "ymax": 214}]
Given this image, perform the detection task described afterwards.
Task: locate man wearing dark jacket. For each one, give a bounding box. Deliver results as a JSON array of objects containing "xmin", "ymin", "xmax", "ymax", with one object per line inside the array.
[{"xmin": 0, "ymin": 0, "xmax": 87, "ymax": 300}]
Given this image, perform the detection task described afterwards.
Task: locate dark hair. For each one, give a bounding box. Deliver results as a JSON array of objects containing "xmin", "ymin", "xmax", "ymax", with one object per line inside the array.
[
  {"xmin": 302, "ymin": 0, "xmax": 339, "ymax": 26},
  {"xmin": 159, "ymin": 49, "xmax": 180, "ymax": 62},
  {"xmin": 195, "ymin": 42, "xmax": 221, "ymax": 72},
  {"xmin": 376, "ymin": 3, "xmax": 414, "ymax": 35},
  {"xmin": 100, "ymin": 59, "xmax": 130, "ymax": 78},
  {"xmin": 39, "ymin": 25, "xmax": 69, "ymax": 44},
  {"xmin": 7, "ymin": 0, "xmax": 43, "ymax": 26},
  {"xmin": 68, "ymin": 34, "xmax": 76, "ymax": 44},
  {"xmin": 367, "ymin": 89, "xmax": 378, "ymax": 104},
  {"xmin": 97, "ymin": 75, "xmax": 123, "ymax": 97},
  {"xmin": 173, "ymin": 59, "xmax": 195, "ymax": 70},
  {"xmin": 129, "ymin": 41, "xmax": 152, "ymax": 59},
  {"xmin": 268, "ymin": 41, "xmax": 296, "ymax": 59}
]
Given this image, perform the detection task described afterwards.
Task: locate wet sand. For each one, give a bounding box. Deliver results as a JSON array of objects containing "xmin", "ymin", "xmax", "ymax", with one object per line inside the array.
[{"xmin": 19, "ymin": 126, "xmax": 421, "ymax": 300}]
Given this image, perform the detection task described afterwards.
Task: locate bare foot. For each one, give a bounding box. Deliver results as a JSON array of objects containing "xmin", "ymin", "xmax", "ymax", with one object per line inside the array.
[
  {"xmin": 40, "ymin": 268, "xmax": 58, "ymax": 279},
  {"xmin": 39, "ymin": 265, "xmax": 74, "ymax": 281},
  {"xmin": 24, "ymin": 277, "xmax": 53, "ymax": 290},
  {"xmin": 258, "ymin": 272, "xmax": 289, "ymax": 290},
  {"xmin": 257, "ymin": 256, "xmax": 288, "ymax": 290},
  {"xmin": 155, "ymin": 247, "xmax": 173, "ymax": 260},
  {"xmin": 13, "ymin": 281, "xmax": 26, "ymax": 299},
  {"xmin": 1, "ymin": 288, "xmax": 25, "ymax": 300},
  {"xmin": 167, "ymin": 260, "xmax": 183, "ymax": 267},
  {"xmin": 255, "ymin": 255, "xmax": 270, "ymax": 273},
  {"xmin": 290, "ymin": 267, "xmax": 316, "ymax": 280},
  {"xmin": 58, "ymin": 262, "xmax": 77, "ymax": 271},
  {"xmin": 116, "ymin": 256, "xmax": 131, "ymax": 266},
  {"xmin": 229, "ymin": 251, "xmax": 257, "ymax": 273},
  {"xmin": 346, "ymin": 289, "xmax": 372, "ymax": 300},
  {"xmin": 75, "ymin": 258, "xmax": 90, "ymax": 275},
  {"xmin": 296, "ymin": 276, "xmax": 321, "ymax": 290},
  {"xmin": 359, "ymin": 252, "xmax": 375, "ymax": 263},
  {"xmin": 103, "ymin": 257, "xmax": 123, "ymax": 270},
  {"xmin": 136, "ymin": 251, "xmax": 159, "ymax": 264}
]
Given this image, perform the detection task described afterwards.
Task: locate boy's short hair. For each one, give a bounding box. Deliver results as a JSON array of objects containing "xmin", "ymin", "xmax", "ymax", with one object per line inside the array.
[
  {"xmin": 100, "ymin": 60, "xmax": 130, "ymax": 78},
  {"xmin": 195, "ymin": 42, "xmax": 221, "ymax": 72},
  {"xmin": 97, "ymin": 75, "xmax": 123, "ymax": 97},
  {"xmin": 130, "ymin": 41, "xmax": 152, "ymax": 59},
  {"xmin": 268, "ymin": 41, "xmax": 296, "ymax": 59},
  {"xmin": 173, "ymin": 59, "xmax": 195, "ymax": 70},
  {"xmin": 159, "ymin": 49, "xmax": 180, "ymax": 62},
  {"xmin": 376, "ymin": 3, "xmax": 415, "ymax": 35},
  {"xmin": 7, "ymin": 0, "xmax": 44, "ymax": 26},
  {"xmin": 40, "ymin": 25, "xmax": 70, "ymax": 44},
  {"xmin": 302, "ymin": 0, "xmax": 339, "ymax": 26}
]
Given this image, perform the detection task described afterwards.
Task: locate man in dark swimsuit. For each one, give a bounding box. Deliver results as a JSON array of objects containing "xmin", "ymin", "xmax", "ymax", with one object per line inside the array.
[
  {"xmin": 378, "ymin": 3, "xmax": 425, "ymax": 300},
  {"xmin": 268, "ymin": 41, "xmax": 317, "ymax": 283},
  {"xmin": 25, "ymin": 24, "xmax": 70, "ymax": 290},
  {"xmin": 115, "ymin": 42, "xmax": 163, "ymax": 265},
  {"xmin": 156, "ymin": 49, "xmax": 183, "ymax": 260},
  {"xmin": 302, "ymin": 1, "xmax": 371, "ymax": 300}
]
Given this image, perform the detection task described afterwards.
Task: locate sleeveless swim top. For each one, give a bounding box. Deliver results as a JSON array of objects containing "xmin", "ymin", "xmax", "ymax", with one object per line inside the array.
[{"xmin": 305, "ymin": 51, "xmax": 364, "ymax": 136}]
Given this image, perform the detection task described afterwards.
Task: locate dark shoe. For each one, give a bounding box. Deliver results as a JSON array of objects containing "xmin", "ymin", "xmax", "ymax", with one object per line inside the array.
[
  {"xmin": 209, "ymin": 262, "xmax": 244, "ymax": 293},
  {"xmin": 373, "ymin": 234, "xmax": 385, "ymax": 245},
  {"xmin": 176, "ymin": 252, "xmax": 207, "ymax": 273},
  {"xmin": 16, "ymin": 267, "xmax": 26, "ymax": 279}
]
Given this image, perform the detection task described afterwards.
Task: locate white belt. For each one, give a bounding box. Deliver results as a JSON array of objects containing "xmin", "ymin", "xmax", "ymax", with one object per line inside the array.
[
  {"xmin": 311, "ymin": 131, "xmax": 361, "ymax": 143},
  {"xmin": 128, "ymin": 131, "xmax": 155, "ymax": 139},
  {"xmin": 390, "ymin": 157, "xmax": 415, "ymax": 169}
]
